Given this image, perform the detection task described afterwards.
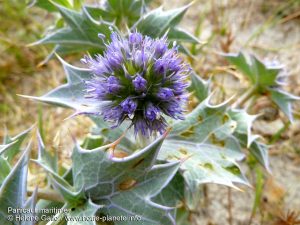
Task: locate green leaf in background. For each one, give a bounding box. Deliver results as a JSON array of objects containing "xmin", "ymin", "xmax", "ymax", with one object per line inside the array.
[
  {"xmin": 37, "ymin": 130, "xmax": 58, "ymax": 174},
  {"xmin": 30, "ymin": 0, "xmax": 74, "ymax": 12},
  {"xmin": 135, "ymin": 3, "xmax": 199, "ymax": 44},
  {"xmin": 188, "ymin": 72, "xmax": 211, "ymax": 102},
  {"xmin": 37, "ymin": 133, "xmax": 180, "ymax": 225},
  {"xmin": 0, "ymin": 141, "xmax": 16, "ymax": 156},
  {"xmin": 135, "ymin": 4, "xmax": 188, "ymax": 37},
  {"xmin": 0, "ymin": 142, "xmax": 36, "ymax": 225},
  {"xmin": 33, "ymin": 1, "xmax": 200, "ymax": 58},
  {"xmin": 34, "ymin": 132, "xmax": 83, "ymax": 204},
  {"xmin": 0, "ymin": 157, "xmax": 10, "ymax": 187},
  {"xmin": 167, "ymin": 27, "xmax": 200, "ymax": 44},
  {"xmin": 224, "ymin": 52, "xmax": 300, "ymax": 121},
  {"xmin": 86, "ymin": 0, "xmax": 151, "ymax": 27},
  {"xmin": 248, "ymin": 141, "xmax": 269, "ymax": 172},
  {"xmin": 228, "ymin": 109, "xmax": 270, "ymax": 172},
  {"xmin": 152, "ymin": 172, "xmax": 185, "ymax": 222},
  {"xmin": 1, "ymin": 126, "xmax": 32, "ymax": 163},
  {"xmin": 269, "ymin": 88, "xmax": 300, "ymax": 121},
  {"xmin": 31, "ymin": 3, "xmax": 118, "ymax": 56},
  {"xmin": 23, "ymin": 188, "xmax": 38, "ymax": 225},
  {"xmin": 228, "ymin": 109, "xmax": 259, "ymax": 148}
]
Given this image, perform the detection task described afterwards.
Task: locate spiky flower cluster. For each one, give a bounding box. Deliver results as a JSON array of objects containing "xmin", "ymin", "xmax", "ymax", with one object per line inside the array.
[{"xmin": 82, "ymin": 31, "xmax": 190, "ymax": 136}]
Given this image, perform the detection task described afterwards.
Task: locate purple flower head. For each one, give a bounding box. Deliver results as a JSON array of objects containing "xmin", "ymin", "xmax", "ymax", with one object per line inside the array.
[
  {"xmin": 157, "ymin": 88, "xmax": 174, "ymax": 100},
  {"xmin": 145, "ymin": 103, "xmax": 160, "ymax": 121},
  {"xmin": 129, "ymin": 32, "xmax": 143, "ymax": 44},
  {"xmin": 133, "ymin": 50, "xmax": 144, "ymax": 67},
  {"xmin": 106, "ymin": 76, "xmax": 121, "ymax": 93},
  {"xmin": 169, "ymin": 58, "xmax": 182, "ymax": 72},
  {"xmin": 154, "ymin": 39, "xmax": 168, "ymax": 58},
  {"xmin": 134, "ymin": 50, "xmax": 149, "ymax": 68},
  {"xmin": 107, "ymin": 52, "xmax": 123, "ymax": 69},
  {"xmin": 154, "ymin": 59, "xmax": 167, "ymax": 75},
  {"xmin": 121, "ymin": 98, "xmax": 137, "ymax": 115},
  {"xmin": 133, "ymin": 75, "xmax": 147, "ymax": 92},
  {"xmin": 82, "ymin": 31, "xmax": 190, "ymax": 136}
]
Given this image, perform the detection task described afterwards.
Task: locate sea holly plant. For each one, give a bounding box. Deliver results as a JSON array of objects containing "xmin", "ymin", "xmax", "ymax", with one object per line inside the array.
[
  {"xmin": 224, "ymin": 52, "xmax": 300, "ymax": 121},
  {"xmin": 35, "ymin": 130, "xmax": 180, "ymax": 225},
  {"xmin": 0, "ymin": 128, "xmax": 37, "ymax": 225},
  {"xmin": 17, "ymin": 30, "xmax": 283, "ymax": 225},
  {"xmin": 31, "ymin": 0, "xmax": 199, "ymax": 57}
]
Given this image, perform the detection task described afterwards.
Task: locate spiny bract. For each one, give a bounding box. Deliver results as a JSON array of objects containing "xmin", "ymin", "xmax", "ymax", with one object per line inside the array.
[{"xmin": 82, "ymin": 31, "xmax": 190, "ymax": 136}]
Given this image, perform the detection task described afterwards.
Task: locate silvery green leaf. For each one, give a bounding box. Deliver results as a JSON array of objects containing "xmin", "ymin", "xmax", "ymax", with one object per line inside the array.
[
  {"xmin": 152, "ymin": 172, "xmax": 184, "ymax": 219},
  {"xmin": 0, "ymin": 143, "xmax": 35, "ymax": 225},
  {"xmin": 72, "ymin": 134, "xmax": 179, "ymax": 225},
  {"xmin": 21, "ymin": 56, "xmax": 99, "ymax": 112},
  {"xmin": 224, "ymin": 52, "xmax": 299, "ymax": 121},
  {"xmin": 227, "ymin": 109, "xmax": 270, "ymax": 171},
  {"xmin": 224, "ymin": 52, "xmax": 280, "ymax": 86},
  {"xmin": 38, "ymin": 133, "xmax": 180, "ymax": 225},
  {"xmin": 30, "ymin": 0, "xmax": 74, "ymax": 12},
  {"xmin": 228, "ymin": 109, "xmax": 259, "ymax": 148},
  {"xmin": 30, "ymin": 0, "xmax": 84, "ymax": 12},
  {"xmin": 86, "ymin": 0, "xmax": 150, "ymax": 27},
  {"xmin": 37, "ymin": 131, "xmax": 58, "ymax": 174},
  {"xmin": 80, "ymin": 134, "xmax": 104, "ymax": 150},
  {"xmin": 0, "ymin": 157, "xmax": 10, "ymax": 186},
  {"xmin": 248, "ymin": 141, "xmax": 269, "ymax": 172},
  {"xmin": 188, "ymin": 72, "xmax": 211, "ymax": 102},
  {"xmin": 158, "ymin": 98, "xmax": 250, "ymax": 209},
  {"xmin": 85, "ymin": 6, "xmax": 114, "ymax": 22},
  {"xmin": 35, "ymin": 200, "xmax": 64, "ymax": 224},
  {"xmin": 32, "ymin": 3, "xmax": 118, "ymax": 55},
  {"xmin": 0, "ymin": 142, "xmax": 16, "ymax": 156},
  {"xmin": 135, "ymin": 3, "xmax": 195, "ymax": 41},
  {"xmin": 86, "ymin": 98, "xmax": 254, "ymax": 209},
  {"xmin": 36, "ymin": 168, "xmax": 84, "ymax": 205},
  {"xmin": 90, "ymin": 116, "xmax": 137, "ymax": 152},
  {"xmin": 168, "ymin": 27, "xmax": 200, "ymax": 44},
  {"xmin": 269, "ymin": 88, "xmax": 300, "ymax": 122},
  {"xmin": 183, "ymin": 180, "xmax": 203, "ymax": 210},
  {"xmin": 66, "ymin": 199, "xmax": 102, "ymax": 225},
  {"xmin": 99, "ymin": 162, "xmax": 179, "ymax": 225},
  {"xmin": 23, "ymin": 187, "xmax": 38, "ymax": 225},
  {"xmin": 152, "ymin": 172, "xmax": 184, "ymax": 208},
  {"xmin": 135, "ymin": 4, "xmax": 189, "ymax": 36},
  {"xmin": 1, "ymin": 126, "xmax": 32, "ymax": 162}
]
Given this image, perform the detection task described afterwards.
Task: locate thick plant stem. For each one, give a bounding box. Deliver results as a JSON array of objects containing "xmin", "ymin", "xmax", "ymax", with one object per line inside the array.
[
  {"xmin": 27, "ymin": 187, "xmax": 64, "ymax": 203},
  {"xmin": 232, "ymin": 86, "xmax": 256, "ymax": 109},
  {"xmin": 248, "ymin": 167, "xmax": 264, "ymax": 225}
]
